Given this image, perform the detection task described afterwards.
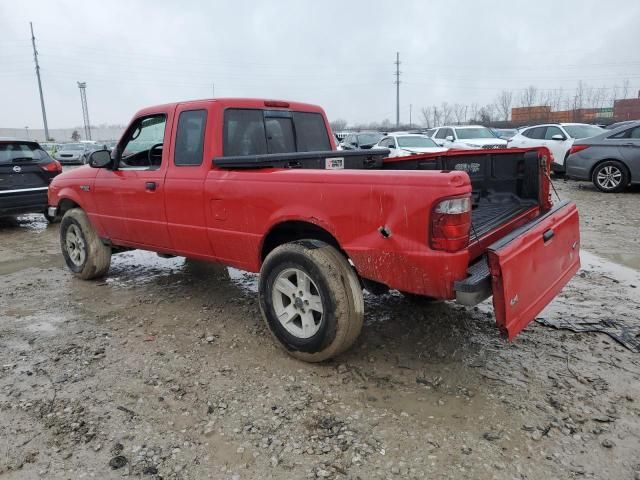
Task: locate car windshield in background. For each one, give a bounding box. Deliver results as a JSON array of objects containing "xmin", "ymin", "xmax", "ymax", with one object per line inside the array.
[
  {"xmin": 0, "ymin": 142, "xmax": 49, "ymax": 163},
  {"xmin": 58, "ymin": 143, "xmax": 85, "ymax": 151},
  {"xmin": 397, "ymin": 136, "xmax": 438, "ymax": 148},
  {"xmin": 563, "ymin": 125, "xmax": 604, "ymax": 139},
  {"xmin": 455, "ymin": 128, "xmax": 496, "ymax": 139},
  {"xmin": 357, "ymin": 133, "xmax": 383, "ymax": 146}
]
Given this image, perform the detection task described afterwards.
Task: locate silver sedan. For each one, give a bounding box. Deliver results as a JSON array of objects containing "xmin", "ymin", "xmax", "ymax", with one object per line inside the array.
[{"xmin": 566, "ymin": 121, "xmax": 640, "ymax": 193}]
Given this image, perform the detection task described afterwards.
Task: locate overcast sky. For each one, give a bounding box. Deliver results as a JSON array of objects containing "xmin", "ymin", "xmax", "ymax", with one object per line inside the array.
[{"xmin": 1, "ymin": 0, "xmax": 639, "ymax": 128}]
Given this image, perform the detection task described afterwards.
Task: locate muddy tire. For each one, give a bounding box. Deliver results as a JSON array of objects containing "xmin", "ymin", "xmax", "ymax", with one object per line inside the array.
[
  {"xmin": 592, "ymin": 160, "xmax": 628, "ymax": 193},
  {"xmin": 259, "ymin": 240, "xmax": 364, "ymax": 362},
  {"xmin": 60, "ymin": 208, "xmax": 111, "ymax": 279}
]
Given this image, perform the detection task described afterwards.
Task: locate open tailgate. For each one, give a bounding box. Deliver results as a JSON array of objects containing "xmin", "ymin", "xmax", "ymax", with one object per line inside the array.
[{"xmin": 487, "ymin": 200, "xmax": 580, "ymax": 339}]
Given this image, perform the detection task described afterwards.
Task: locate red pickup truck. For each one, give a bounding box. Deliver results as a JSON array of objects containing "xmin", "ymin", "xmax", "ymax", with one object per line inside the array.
[{"xmin": 48, "ymin": 98, "xmax": 580, "ymax": 362}]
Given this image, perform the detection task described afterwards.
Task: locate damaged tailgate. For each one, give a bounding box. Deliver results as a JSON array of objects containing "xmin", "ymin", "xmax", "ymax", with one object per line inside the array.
[{"xmin": 487, "ymin": 200, "xmax": 580, "ymax": 339}]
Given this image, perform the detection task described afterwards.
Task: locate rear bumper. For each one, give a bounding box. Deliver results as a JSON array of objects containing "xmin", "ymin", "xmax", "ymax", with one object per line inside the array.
[
  {"xmin": 0, "ymin": 187, "xmax": 49, "ymax": 216},
  {"xmin": 454, "ymin": 257, "xmax": 491, "ymax": 305},
  {"xmin": 565, "ymin": 157, "xmax": 591, "ymax": 181}
]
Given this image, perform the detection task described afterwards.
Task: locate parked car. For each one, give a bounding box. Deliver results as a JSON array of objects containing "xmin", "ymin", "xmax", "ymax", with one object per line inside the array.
[
  {"xmin": 54, "ymin": 143, "xmax": 90, "ymax": 164},
  {"xmin": 508, "ymin": 123, "xmax": 604, "ymax": 173},
  {"xmin": 376, "ymin": 133, "xmax": 448, "ymax": 157},
  {"xmin": 340, "ymin": 132, "xmax": 384, "ymax": 150},
  {"xmin": 492, "ymin": 128, "xmax": 518, "ymax": 140},
  {"xmin": 47, "ymin": 98, "xmax": 580, "ymax": 362},
  {"xmin": 431, "ymin": 125, "xmax": 507, "ymax": 150},
  {"xmin": 39, "ymin": 142, "xmax": 58, "ymax": 156},
  {"xmin": 423, "ymin": 128, "xmax": 436, "ymax": 137},
  {"xmin": 0, "ymin": 139, "xmax": 62, "ymax": 221},
  {"xmin": 566, "ymin": 121, "xmax": 640, "ymax": 193}
]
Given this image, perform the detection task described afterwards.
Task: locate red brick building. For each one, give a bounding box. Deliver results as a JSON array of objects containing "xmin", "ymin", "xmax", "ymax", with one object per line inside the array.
[{"xmin": 613, "ymin": 97, "xmax": 640, "ymax": 121}]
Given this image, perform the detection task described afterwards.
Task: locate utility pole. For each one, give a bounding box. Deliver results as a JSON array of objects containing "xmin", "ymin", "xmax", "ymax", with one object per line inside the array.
[
  {"xmin": 30, "ymin": 22, "xmax": 49, "ymax": 141},
  {"xmin": 409, "ymin": 104, "xmax": 412, "ymax": 128},
  {"xmin": 77, "ymin": 82, "xmax": 91, "ymax": 140},
  {"xmin": 212, "ymin": 83, "xmax": 215, "ymax": 98},
  {"xmin": 394, "ymin": 52, "xmax": 401, "ymax": 127}
]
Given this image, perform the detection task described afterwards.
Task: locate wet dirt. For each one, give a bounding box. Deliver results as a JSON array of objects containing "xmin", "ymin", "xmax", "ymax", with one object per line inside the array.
[{"xmin": 1, "ymin": 180, "xmax": 640, "ymax": 479}]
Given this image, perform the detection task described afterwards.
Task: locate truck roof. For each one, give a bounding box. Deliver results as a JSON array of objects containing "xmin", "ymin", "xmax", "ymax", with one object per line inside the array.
[{"xmin": 134, "ymin": 98, "xmax": 326, "ymax": 118}]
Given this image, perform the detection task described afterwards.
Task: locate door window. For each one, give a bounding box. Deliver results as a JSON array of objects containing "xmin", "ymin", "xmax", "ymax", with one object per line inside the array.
[
  {"xmin": 174, "ymin": 110, "xmax": 207, "ymax": 166},
  {"xmin": 120, "ymin": 115, "xmax": 167, "ymax": 169},
  {"xmin": 523, "ymin": 127, "xmax": 545, "ymax": 139},
  {"xmin": 434, "ymin": 129, "xmax": 446, "ymax": 139},
  {"xmin": 544, "ymin": 126, "xmax": 565, "ymax": 140}
]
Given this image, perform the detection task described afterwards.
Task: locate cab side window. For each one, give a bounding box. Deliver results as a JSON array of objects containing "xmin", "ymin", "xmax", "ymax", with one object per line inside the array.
[
  {"xmin": 434, "ymin": 129, "xmax": 446, "ymax": 139},
  {"xmin": 120, "ymin": 114, "xmax": 167, "ymax": 170},
  {"xmin": 174, "ymin": 110, "xmax": 207, "ymax": 166}
]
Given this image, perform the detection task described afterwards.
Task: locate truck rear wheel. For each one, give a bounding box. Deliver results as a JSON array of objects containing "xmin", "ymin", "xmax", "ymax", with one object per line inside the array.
[
  {"xmin": 60, "ymin": 208, "xmax": 112, "ymax": 280},
  {"xmin": 259, "ymin": 240, "xmax": 363, "ymax": 362}
]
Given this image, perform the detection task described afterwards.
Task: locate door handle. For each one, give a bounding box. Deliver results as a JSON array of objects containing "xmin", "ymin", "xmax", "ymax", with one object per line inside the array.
[
  {"xmin": 622, "ymin": 142, "xmax": 635, "ymax": 146},
  {"xmin": 145, "ymin": 181, "xmax": 157, "ymax": 191},
  {"xmin": 543, "ymin": 229, "xmax": 554, "ymax": 242}
]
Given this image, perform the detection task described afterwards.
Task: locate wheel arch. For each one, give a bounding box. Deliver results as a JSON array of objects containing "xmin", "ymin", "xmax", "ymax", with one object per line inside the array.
[
  {"xmin": 260, "ymin": 220, "xmax": 345, "ymax": 264},
  {"xmin": 58, "ymin": 197, "xmax": 81, "ymax": 216}
]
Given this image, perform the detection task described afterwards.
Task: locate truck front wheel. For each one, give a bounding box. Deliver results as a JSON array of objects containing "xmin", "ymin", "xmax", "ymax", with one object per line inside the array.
[
  {"xmin": 259, "ymin": 240, "xmax": 363, "ymax": 362},
  {"xmin": 60, "ymin": 208, "xmax": 112, "ymax": 279}
]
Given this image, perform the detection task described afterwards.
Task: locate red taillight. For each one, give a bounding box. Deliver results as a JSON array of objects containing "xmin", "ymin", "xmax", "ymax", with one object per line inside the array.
[
  {"xmin": 40, "ymin": 160, "xmax": 62, "ymax": 173},
  {"xmin": 264, "ymin": 100, "xmax": 290, "ymax": 108},
  {"xmin": 430, "ymin": 196, "xmax": 471, "ymax": 252},
  {"xmin": 569, "ymin": 145, "xmax": 589, "ymax": 155}
]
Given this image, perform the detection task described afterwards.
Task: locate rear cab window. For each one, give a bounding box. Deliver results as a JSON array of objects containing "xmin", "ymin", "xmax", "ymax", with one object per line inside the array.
[{"xmin": 223, "ymin": 109, "xmax": 330, "ymax": 156}]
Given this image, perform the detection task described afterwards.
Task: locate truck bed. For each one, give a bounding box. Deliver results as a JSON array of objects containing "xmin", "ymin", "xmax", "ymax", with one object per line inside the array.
[{"xmin": 215, "ymin": 147, "xmax": 544, "ymax": 244}]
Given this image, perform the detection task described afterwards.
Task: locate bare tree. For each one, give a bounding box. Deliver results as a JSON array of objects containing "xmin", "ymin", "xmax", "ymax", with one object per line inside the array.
[
  {"xmin": 453, "ymin": 104, "xmax": 468, "ymax": 125},
  {"xmin": 71, "ymin": 130, "xmax": 80, "ymax": 141},
  {"xmin": 621, "ymin": 79, "xmax": 630, "ymax": 99},
  {"xmin": 495, "ymin": 90, "xmax": 513, "ymax": 121},
  {"xmin": 520, "ymin": 85, "xmax": 538, "ymax": 108},
  {"xmin": 469, "ymin": 103, "xmax": 480, "ymax": 122},
  {"xmin": 329, "ymin": 119, "xmax": 347, "ymax": 132},
  {"xmin": 420, "ymin": 107, "xmax": 432, "ymax": 128},
  {"xmin": 440, "ymin": 102, "xmax": 453, "ymax": 125}
]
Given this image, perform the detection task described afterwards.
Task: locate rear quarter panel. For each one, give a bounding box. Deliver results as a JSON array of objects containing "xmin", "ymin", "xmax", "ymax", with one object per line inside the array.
[{"xmin": 203, "ymin": 168, "xmax": 472, "ymax": 298}]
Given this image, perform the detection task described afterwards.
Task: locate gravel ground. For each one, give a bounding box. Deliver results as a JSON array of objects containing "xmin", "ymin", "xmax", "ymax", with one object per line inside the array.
[{"xmin": 0, "ymin": 175, "xmax": 639, "ymax": 479}]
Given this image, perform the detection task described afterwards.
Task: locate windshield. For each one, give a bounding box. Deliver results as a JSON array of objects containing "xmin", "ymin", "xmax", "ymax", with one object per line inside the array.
[
  {"xmin": 0, "ymin": 142, "xmax": 49, "ymax": 164},
  {"xmin": 397, "ymin": 136, "xmax": 438, "ymax": 148},
  {"xmin": 563, "ymin": 124, "xmax": 604, "ymax": 139},
  {"xmin": 58, "ymin": 143, "xmax": 85, "ymax": 151},
  {"xmin": 357, "ymin": 133, "xmax": 383, "ymax": 146},
  {"xmin": 455, "ymin": 127, "xmax": 497, "ymax": 140}
]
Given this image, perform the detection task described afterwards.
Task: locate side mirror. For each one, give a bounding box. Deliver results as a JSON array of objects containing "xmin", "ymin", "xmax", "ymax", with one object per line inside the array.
[
  {"xmin": 350, "ymin": 141, "xmax": 358, "ymax": 147},
  {"xmin": 388, "ymin": 144, "xmax": 395, "ymax": 149},
  {"xmin": 89, "ymin": 149, "xmax": 112, "ymax": 168},
  {"xmin": 551, "ymin": 134, "xmax": 566, "ymax": 141},
  {"xmin": 445, "ymin": 135, "xmax": 454, "ymax": 142}
]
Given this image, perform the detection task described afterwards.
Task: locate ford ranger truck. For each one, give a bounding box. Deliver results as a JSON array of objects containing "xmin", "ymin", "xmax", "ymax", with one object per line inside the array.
[{"xmin": 47, "ymin": 98, "xmax": 580, "ymax": 362}]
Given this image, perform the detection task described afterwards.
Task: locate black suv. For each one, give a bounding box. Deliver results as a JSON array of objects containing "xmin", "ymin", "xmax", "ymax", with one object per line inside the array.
[{"xmin": 0, "ymin": 140, "xmax": 62, "ymax": 221}]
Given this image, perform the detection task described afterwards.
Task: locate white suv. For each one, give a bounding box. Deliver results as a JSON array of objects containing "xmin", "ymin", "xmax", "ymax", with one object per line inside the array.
[
  {"xmin": 431, "ymin": 125, "xmax": 507, "ymax": 150},
  {"xmin": 508, "ymin": 123, "xmax": 604, "ymax": 172}
]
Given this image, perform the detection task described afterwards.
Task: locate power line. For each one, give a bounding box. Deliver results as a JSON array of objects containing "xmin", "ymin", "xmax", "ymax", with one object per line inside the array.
[{"xmin": 30, "ymin": 22, "xmax": 49, "ymax": 141}]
